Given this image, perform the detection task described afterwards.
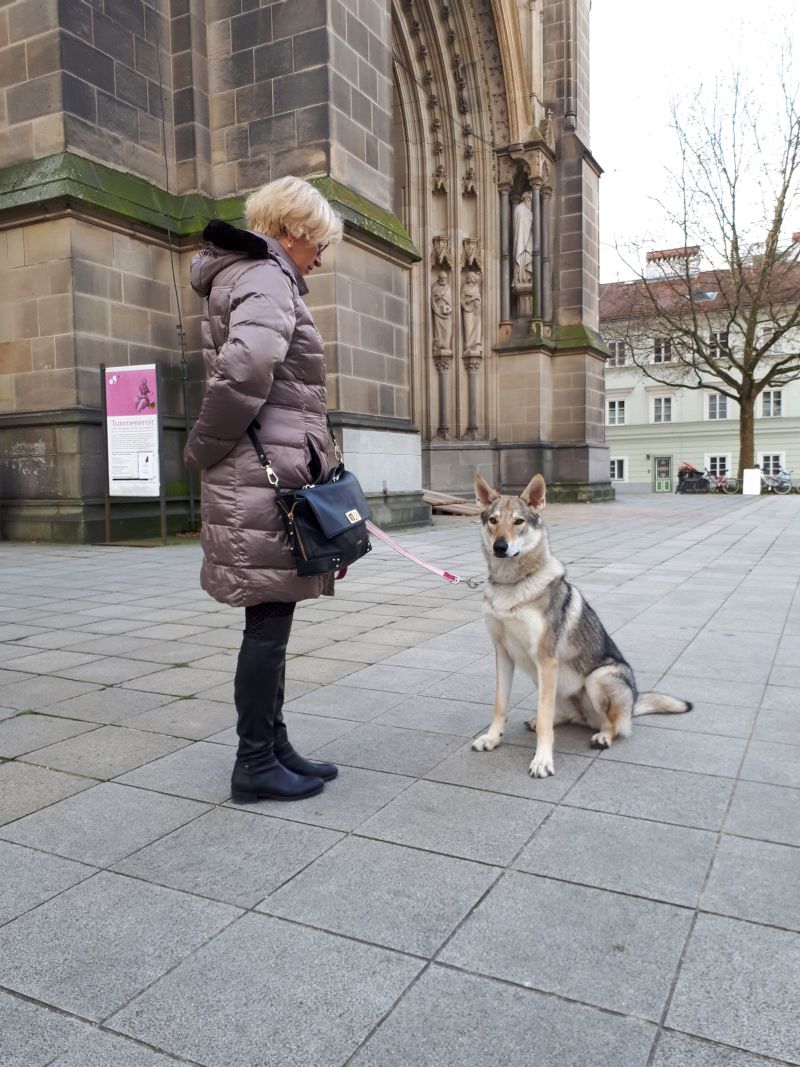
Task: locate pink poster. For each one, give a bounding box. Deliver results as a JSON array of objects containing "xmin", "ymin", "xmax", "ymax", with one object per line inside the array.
[{"xmin": 105, "ymin": 365, "xmax": 158, "ymax": 416}]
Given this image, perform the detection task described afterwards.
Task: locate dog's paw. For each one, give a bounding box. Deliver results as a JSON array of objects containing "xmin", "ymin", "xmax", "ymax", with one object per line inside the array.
[
  {"xmin": 525, "ymin": 715, "xmax": 537, "ymax": 732},
  {"xmin": 590, "ymin": 731, "xmax": 611, "ymax": 749},
  {"xmin": 472, "ymin": 732, "xmax": 501, "ymax": 752},
  {"xmin": 528, "ymin": 751, "xmax": 554, "ymax": 778}
]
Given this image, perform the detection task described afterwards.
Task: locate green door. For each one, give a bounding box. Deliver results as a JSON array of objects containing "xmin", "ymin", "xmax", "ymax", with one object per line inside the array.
[{"xmin": 653, "ymin": 456, "xmax": 672, "ymax": 493}]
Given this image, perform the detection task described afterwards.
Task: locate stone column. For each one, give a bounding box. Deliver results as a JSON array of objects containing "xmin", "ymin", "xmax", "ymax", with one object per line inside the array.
[
  {"xmin": 499, "ymin": 185, "xmax": 511, "ymax": 323},
  {"xmin": 531, "ymin": 183, "xmax": 542, "ymax": 320},
  {"xmin": 463, "ymin": 356, "xmax": 481, "ymax": 439},
  {"xmin": 541, "ymin": 186, "xmax": 552, "ymax": 322},
  {"xmin": 433, "ymin": 355, "xmax": 451, "ymax": 439}
]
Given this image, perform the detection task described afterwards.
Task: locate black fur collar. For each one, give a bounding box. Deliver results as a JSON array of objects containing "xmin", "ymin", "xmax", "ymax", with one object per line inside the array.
[{"xmin": 202, "ymin": 219, "xmax": 268, "ymax": 257}]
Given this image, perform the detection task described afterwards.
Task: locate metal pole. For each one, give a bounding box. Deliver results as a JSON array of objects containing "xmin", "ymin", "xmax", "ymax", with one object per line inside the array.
[
  {"xmin": 178, "ymin": 327, "xmax": 195, "ymax": 529},
  {"xmin": 156, "ymin": 363, "xmax": 167, "ymax": 544},
  {"xmin": 100, "ymin": 363, "xmax": 111, "ymax": 544}
]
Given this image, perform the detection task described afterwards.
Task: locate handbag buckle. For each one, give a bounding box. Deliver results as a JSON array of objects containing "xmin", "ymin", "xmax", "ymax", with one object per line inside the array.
[{"xmin": 263, "ymin": 463, "xmax": 279, "ymax": 487}]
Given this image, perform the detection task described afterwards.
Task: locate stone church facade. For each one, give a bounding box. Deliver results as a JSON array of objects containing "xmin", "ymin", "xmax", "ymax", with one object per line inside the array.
[{"xmin": 0, "ymin": 0, "xmax": 609, "ymax": 542}]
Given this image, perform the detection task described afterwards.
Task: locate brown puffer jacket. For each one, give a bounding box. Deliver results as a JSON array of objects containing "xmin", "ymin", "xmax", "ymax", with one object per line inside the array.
[{"xmin": 184, "ymin": 220, "xmax": 334, "ymax": 607}]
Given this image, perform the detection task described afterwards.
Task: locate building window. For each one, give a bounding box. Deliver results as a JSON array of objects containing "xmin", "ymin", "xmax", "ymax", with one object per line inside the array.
[
  {"xmin": 706, "ymin": 455, "xmax": 731, "ymax": 476},
  {"xmin": 610, "ymin": 458, "xmax": 626, "ymax": 481},
  {"xmin": 607, "ymin": 400, "xmax": 626, "ymax": 426},
  {"xmin": 763, "ymin": 390, "xmax": 782, "ymax": 417},
  {"xmin": 708, "ymin": 393, "xmax": 728, "ymax": 419},
  {"xmin": 653, "ymin": 397, "xmax": 673, "ymax": 423},
  {"xmin": 607, "ymin": 341, "xmax": 628, "ymax": 366},
  {"xmin": 759, "ymin": 454, "xmax": 783, "ymax": 476},
  {"xmin": 653, "ymin": 337, "xmax": 673, "ymax": 363},
  {"xmin": 709, "ymin": 331, "xmax": 729, "ymax": 359}
]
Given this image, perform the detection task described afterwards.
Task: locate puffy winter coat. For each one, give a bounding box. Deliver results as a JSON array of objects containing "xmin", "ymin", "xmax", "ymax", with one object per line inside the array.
[{"xmin": 184, "ymin": 220, "xmax": 334, "ymax": 606}]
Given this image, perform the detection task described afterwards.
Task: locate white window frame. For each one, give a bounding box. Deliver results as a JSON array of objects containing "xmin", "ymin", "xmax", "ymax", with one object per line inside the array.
[
  {"xmin": 707, "ymin": 392, "xmax": 729, "ymax": 420},
  {"xmin": 705, "ymin": 454, "xmax": 732, "ymax": 477},
  {"xmin": 652, "ymin": 395, "xmax": 673, "ymax": 423},
  {"xmin": 653, "ymin": 337, "xmax": 673, "ymax": 363},
  {"xmin": 609, "ymin": 457, "xmax": 627, "ymax": 481},
  {"xmin": 762, "ymin": 390, "xmax": 783, "ymax": 417},
  {"xmin": 607, "ymin": 340, "xmax": 629, "ymax": 367},
  {"xmin": 607, "ymin": 399, "xmax": 626, "ymax": 426},
  {"xmin": 709, "ymin": 330, "xmax": 729, "ymax": 360},
  {"xmin": 757, "ymin": 453, "xmax": 785, "ymax": 476}
]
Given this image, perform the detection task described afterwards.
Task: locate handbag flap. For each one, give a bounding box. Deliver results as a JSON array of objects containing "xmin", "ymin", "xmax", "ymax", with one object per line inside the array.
[{"xmin": 294, "ymin": 470, "xmax": 371, "ymax": 538}]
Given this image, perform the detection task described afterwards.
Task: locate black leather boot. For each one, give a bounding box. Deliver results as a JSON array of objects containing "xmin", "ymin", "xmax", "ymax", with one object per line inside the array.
[
  {"xmin": 273, "ymin": 664, "xmax": 338, "ymax": 781},
  {"xmin": 230, "ymin": 608, "xmax": 324, "ymax": 804}
]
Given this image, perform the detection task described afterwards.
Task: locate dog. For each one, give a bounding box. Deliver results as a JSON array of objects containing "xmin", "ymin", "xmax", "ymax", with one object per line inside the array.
[{"xmin": 472, "ymin": 472, "xmax": 692, "ymax": 778}]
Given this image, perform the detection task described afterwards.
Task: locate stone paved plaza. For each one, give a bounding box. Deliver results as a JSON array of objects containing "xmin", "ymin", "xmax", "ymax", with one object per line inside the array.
[{"xmin": 1, "ymin": 494, "xmax": 799, "ymax": 1066}]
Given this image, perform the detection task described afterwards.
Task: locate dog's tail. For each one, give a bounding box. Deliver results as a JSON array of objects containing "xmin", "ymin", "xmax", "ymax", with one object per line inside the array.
[{"xmin": 633, "ymin": 692, "xmax": 693, "ymax": 717}]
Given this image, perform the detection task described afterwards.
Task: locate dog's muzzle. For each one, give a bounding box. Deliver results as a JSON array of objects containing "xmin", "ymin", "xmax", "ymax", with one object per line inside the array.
[{"xmin": 492, "ymin": 538, "xmax": 509, "ymax": 557}]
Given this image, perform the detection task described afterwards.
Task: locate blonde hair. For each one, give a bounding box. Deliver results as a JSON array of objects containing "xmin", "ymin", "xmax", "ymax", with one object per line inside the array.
[{"xmin": 245, "ymin": 176, "xmax": 343, "ymax": 246}]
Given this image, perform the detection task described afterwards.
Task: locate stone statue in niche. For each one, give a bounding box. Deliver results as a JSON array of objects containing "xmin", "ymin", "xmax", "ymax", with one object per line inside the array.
[
  {"xmin": 460, "ymin": 271, "xmax": 483, "ymax": 355},
  {"xmin": 431, "ymin": 271, "xmax": 453, "ymax": 354},
  {"xmin": 512, "ymin": 190, "xmax": 533, "ymax": 287}
]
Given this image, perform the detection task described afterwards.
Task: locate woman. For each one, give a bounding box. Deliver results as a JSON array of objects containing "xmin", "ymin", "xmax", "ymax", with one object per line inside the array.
[{"xmin": 185, "ymin": 176, "xmax": 343, "ymax": 804}]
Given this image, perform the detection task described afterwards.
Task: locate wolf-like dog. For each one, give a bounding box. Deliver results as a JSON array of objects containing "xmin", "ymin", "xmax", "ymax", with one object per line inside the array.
[{"xmin": 472, "ymin": 472, "xmax": 692, "ymax": 778}]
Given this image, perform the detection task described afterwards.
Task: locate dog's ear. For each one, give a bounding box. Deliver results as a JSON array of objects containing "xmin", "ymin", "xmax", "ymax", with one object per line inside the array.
[
  {"xmin": 520, "ymin": 473, "xmax": 546, "ymax": 512},
  {"xmin": 474, "ymin": 474, "xmax": 499, "ymax": 509}
]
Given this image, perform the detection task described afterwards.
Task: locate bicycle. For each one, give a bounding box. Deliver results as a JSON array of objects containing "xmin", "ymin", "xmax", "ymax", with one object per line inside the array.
[
  {"xmin": 760, "ymin": 467, "xmax": 793, "ymax": 495},
  {"xmin": 703, "ymin": 468, "xmax": 739, "ymax": 494}
]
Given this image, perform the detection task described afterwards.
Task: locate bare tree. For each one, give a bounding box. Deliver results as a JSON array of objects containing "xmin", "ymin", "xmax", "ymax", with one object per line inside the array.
[{"xmin": 606, "ymin": 68, "xmax": 800, "ymax": 479}]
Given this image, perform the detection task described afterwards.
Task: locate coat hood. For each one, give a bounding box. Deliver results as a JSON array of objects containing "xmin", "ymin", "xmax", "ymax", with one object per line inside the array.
[{"xmin": 190, "ymin": 220, "xmax": 308, "ymax": 298}]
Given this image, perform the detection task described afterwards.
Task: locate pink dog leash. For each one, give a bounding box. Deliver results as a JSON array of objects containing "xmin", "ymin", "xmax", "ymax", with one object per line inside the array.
[{"xmin": 365, "ymin": 520, "xmax": 461, "ymax": 584}]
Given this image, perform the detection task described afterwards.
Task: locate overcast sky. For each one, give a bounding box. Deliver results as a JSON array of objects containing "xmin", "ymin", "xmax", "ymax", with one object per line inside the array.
[{"xmin": 590, "ymin": 0, "xmax": 800, "ymax": 282}]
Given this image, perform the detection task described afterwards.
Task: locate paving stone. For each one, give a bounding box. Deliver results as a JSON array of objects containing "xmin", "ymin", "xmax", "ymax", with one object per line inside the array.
[
  {"xmin": 426, "ymin": 741, "xmax": 593, "ymax": 802},
  {"xmin": 0, "ymin": 712, "xmax": 99, "ymax": 757},
  {"xmin": 114, "ymin": 806, "xmax": 341, "ymax": 907},
  {"xmin": 0, "ymin": 871, "xmax": 238, "ymax": 1022},
  {"xmin": 0, "ymin": 669, "xmax": 37, "ymax": 687},
  {"xmin": 637, "ymin": 700, "xmax": 757, "ymax": 738},
  {"xmin": 0, "ymin": 649, "xmax": 102, "ymax": 675},
  {"xmin": 126, "ymin": 622, "xmax": 210, "ymax": 640},
  {"xmin": 563, "ymin": 760, "xmax": 735, "ymax": 830},
  {"xmin": 226, "ymin": 765, "xmax": 416, "ymax": 831},
  {"xmin": 655, "ymin": 674, "xmax": 764, "ymax": 710},
  {"xmin": 739, "ymin": 738, "xmax": 800, "ymax": 788},
  {"xmin": 373, "ymin": 693, "xmax": 499, "ymax": 737},
  {"xmin": 0, "ymin": 782, "xmax": 209, "ymax": 866},
  {"xmin": 351, "ymin": 964, "xmax": 656, "ymax": 1067},
  {"xmin": 116, "ymin": 740, "xmax": 234, "ymax": 802},
  {"xmin": 420, "ymin": 669, "xmax": 535, "ymax": 706},
  {"xmin": 0, "ymin": 707, "xmax": 15, "ymax": 721},
  {"xmin": 358, "ymin": 779, "xmax": 551, "ymax": 865},
  {"xmin": 514, "ymin": 807, "xmax": 717, "ymax": 907},
  {"xmin": 0, "ymin": 762, "xmax": 93, "ymax": 826},
  {"xmin": 0, "ymin": 841, "xmax": 96, "ymax": 926},
  {"xmin": 122, "ymin": 666, "xmax": 234, "ymax": 696},
  {"xmin": 183, "ymin": 651, "xmax": 237, "ymax": 673},
  {"xmin": 48, "ymin": 1027, "xmax": 185, "ymax": 1066},
  {"xmin": 598, "ymin": 725, "xmax": 746, "ymax": 777},
  {"xmin": 54, "ymin": 657, "xmax": 166, "ymax": 685},
  {"xmin": 652, "ymin": 1031, "xmax": 779, "ymax": 1067},
  {"xmin": 285, "ymin": 681, "xmax": 404, "ymax": 721},
  {"xmin": 0, "ymin": 675, "xmax": 101, "ymax": 711},
  {"xmin": 0, "ymin": 990, "xmax": 85, "ymax": 1066},
  {"xmin": 341, "ymin": 662, "xmax": 451, "ymax": 694},
  {"xmin": 124, "ymin": 697, "xmax": 235, "ymax": 739},
  {"xmin": 107, "ymin": 913, "xmax": 422, "ymax": 1065},
  {"xmin": 285, "ymin": 654, "xmax": 365, "ymax": 683},
  {"xmin": 702, "ymin": 834, "xmax": 800, "ymax": 932},
  {"xmin": 20, "ymin": 725, "xmax": 189, "ymax": 780},
  {"xmin": 753, "ymin": 701, "xmax": 800, "ymax": 746},
  {"xmin": 39, "ymin": 687, "xmax": 172, "ymax": 724},
  {"xmin": 260, "ymin": 836, "xmax": 497, "ymax": 956},
  {"xmin": 440, "ymin": 870, "xmax": 693, "ymax": 1021},
  {"xmin": 667, "ymin": 913, "xmax": 800, "ymax": 1062},
  {"xmin": 67, "ymin": 636, "xmax": 221, "ymax": 662},
  {"xmin": 312, "ymin": 721, "xmax": 465, "ymax": 777},
  {"xmin": 724, "ymin": 780, "xmax": 800, "ymax": 847}
]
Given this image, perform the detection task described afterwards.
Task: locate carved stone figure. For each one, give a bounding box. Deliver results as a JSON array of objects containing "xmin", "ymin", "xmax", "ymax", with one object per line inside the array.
[
  {"xmin": 460, "ymin": 271, "xmax": 482, "ymax": 355},
  {"xmin": 512, "ymin": 191, "xmax": 533, "ymax": 287},
  {"xmin": 431, "ymin": 271, "xmax": 453, "ymax": 354}
]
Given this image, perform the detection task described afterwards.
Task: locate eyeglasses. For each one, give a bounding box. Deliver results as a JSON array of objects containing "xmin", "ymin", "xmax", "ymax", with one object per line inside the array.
[{"xmin": 316, "ymin": 242, "xmax": 329, "ymax": 256}]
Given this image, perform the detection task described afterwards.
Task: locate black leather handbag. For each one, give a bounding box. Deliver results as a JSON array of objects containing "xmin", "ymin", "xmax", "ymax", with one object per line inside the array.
[{"xmin": 246, "ymin": 419, "xmax": 372, "ymax": 576}]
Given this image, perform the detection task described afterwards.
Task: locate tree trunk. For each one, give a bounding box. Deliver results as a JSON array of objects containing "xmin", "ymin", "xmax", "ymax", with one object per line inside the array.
[{"xmin": 737, "ymin": 392, "xmax": 755, "ymax": 480}]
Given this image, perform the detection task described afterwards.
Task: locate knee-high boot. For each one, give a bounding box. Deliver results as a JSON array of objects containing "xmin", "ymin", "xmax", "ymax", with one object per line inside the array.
[
  {"xmin": 230, "ymin": 612, "xmax": 323, "ymax": 803},
  {"xmin": 273, "ymin": 663, "xmax": 338, "ymax": 781}
]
